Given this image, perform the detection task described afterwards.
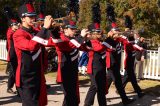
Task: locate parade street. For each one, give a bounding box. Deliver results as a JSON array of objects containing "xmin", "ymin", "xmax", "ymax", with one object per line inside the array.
[{"xmin": 0, "ymin": 71, "xmax": 160, "ymax": 106}]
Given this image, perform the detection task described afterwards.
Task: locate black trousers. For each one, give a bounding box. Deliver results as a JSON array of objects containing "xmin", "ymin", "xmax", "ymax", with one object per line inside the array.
[
  {"xmin": 6, "ymin": 62, "xmax": 12, "ymax": 74},
  {"xmin": 61, "ymin": 62, "xmax": 79, "ymax": 106},
  {"xmin": 84, "ymin": 68, "xmax": 107, "ymax": 106},
  {"xmin": 7, "ymin": 58, "xmax": 17, "ymax": 89},
  {"xmin": 122, "ymin": 58, "xmax": 142, "ymax": 95},
  {"xmin": 17, "ymin": 86, "xmax": 40, "ymax": 106},
  {"xmin": 106, "ymin": 52, "xmax": 129, "ymax": 103},
  {"xmin": 107, "ymin": 68, "xmax": 129, "ymax": 102}
]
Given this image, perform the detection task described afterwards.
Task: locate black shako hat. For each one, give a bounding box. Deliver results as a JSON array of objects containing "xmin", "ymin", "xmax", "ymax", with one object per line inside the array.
[
  {"xmin": 18, "ymin": 3, "xmax": 36, "ymax": 18},
  {"xmin": 4, "ymin": 6, "xmax": 19, "ymax": 26}
]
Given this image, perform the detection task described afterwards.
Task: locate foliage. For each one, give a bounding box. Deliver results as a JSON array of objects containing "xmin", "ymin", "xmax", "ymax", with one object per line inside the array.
[
  {"xmin": 0, "ymin": 0, "xmax": 69, "ymax": 39},
  {"xmin": 0, "ymin": 0, "xmax": 160, "ymax": 41},
  {"xmin": 0, "ymin": 0, "xmax": 20, "ymax": 39},
  {"xmin": 78, "ymin": 0, "xmax": 160, "ymax": 40},
  {"xmin": 78, "ymin": 0, "xmax": 94, "ymax": 29},
  {"xmin": 44, "ymin": 0, "xmax": 68, "ymax": 18},
  {"xmin": 108, "ymin": 0, "xmax": 160, "ymax": 38}
]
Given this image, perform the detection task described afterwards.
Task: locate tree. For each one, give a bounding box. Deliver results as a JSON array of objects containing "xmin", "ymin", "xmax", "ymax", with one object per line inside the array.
[
  {"xmin": 0, "ymin": 0, "xmax": 20, "ymax": 39},
  {"xmin": 1, "ymin": 0, "xmax": 159, "ymax": 40},
  {"xmin": 0, "ymin": 0, "xmax": 69, "ymax": 39},
  {"xmin": 108, "ymin": 0, "xmax": 160, "ymax": 37},
  {"xmin": 78, "ymin": 0, "xmax": 93, "ymax": 29},
  {"xmin": 78, "ymin": 0, "xmax": 160, "ymax": 39}
]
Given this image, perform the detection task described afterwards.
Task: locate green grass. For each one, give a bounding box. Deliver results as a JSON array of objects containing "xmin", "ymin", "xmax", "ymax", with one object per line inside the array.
[
  {"xmin": 0, "ymin": 60, "xmax": 7, "ymax": 72},
  {"xmin": 125, "ymin": 80, "xmax": 160, "ymax": 96},
  {"xmin": 45, "ymin": 71, "xmax": 57, "ymax": 78},
  {"xmin": 45, "ymin": 72, "xmax": 90, "ymax": 81}
]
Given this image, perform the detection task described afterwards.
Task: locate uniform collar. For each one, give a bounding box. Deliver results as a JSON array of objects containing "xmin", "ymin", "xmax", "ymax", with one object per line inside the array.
[
  {"xmin": 22, "ymin": 26, "xmax": 33, "ymax": 33},
  {"xmin": 65, "ymin": 35, "xmax": 74, "ymax": 40}
]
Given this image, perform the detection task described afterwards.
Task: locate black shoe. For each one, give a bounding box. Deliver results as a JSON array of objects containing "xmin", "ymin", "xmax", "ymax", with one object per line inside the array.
[
  {"xmin": 7, "ymin": 88, "xmax": 16, "ymax": 94},
  {"xmin": 16, "ymin": 93, "xmax": 20, "ymax": 97},
  {"xmin": 84, "ymin": 104, "xmax": 92, "ymax": 106},
  {"xmin": 115, "ymin": 90, "xmax": 119, "ymax": 94},
  {"xmin": 122, "ymin": 98, "xmax": 135, "ymax": 105},
  {"xmin": 5, "ymin": 71, "xmax": 9, "ymax": 75},
  {"xmin": 46, "ymin": 84, "xmax": 51, "ymax": 89},
  {"xmin": 138, "ymin": 92, "xmax": 145, "ymax": 98},
  {"xmin": 107, "ymin": 98, "xmax": 111, "ymax": 102},
  {"xmin": 14, "ymin": 90, "xmax": 18, "ymax": 94},
  {"xmin": 15, "ymin": 90, "xmax": 21, "ymax": 97}
]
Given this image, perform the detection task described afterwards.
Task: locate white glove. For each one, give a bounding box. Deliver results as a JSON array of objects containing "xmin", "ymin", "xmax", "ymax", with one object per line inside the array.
[{"xmin": 81, "ymin": 29, "xmax": 88, "ymax": 37}]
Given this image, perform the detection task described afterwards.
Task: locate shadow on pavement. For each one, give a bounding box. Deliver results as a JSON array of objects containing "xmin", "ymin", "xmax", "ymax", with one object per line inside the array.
[
  {"xmin": 79, "ymin": 78, "xmax": 90, "ymax": 88},
  {"xmin": 47, "ymin": 78, "xmax": 91, "ymax": 96},
  {"xmin": 0, "ymin": 75, "xmax": 8, "ymax": 84},
  {"xmin": 0, "ymin": 75, "xmax": 8, "ymax": 81},
  {"xmin": 47, "ymin": 84, "xmax": 63, "ymax": 95},
  {"xmin": 108, "ymin": 85, "xmax": 160, "ymax": 106},
  {"xmin": 0, "ymin": 95, "xmax": 21, "ymax": 105}
]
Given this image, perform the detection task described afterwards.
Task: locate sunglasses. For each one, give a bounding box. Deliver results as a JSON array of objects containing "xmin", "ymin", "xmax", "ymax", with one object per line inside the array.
[
  {"xmin": 70, "ymin": 28, "xmax": 77, "ymax": 30},
  {"xmin": 92, "ymin": 31, "xmax": 102, "ymax": 35}
]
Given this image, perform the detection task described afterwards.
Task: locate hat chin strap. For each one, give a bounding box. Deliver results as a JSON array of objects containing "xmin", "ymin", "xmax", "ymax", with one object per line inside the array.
[{"xmin": 22, "ymin": 12, "xmax": 37, "ymax": 17}]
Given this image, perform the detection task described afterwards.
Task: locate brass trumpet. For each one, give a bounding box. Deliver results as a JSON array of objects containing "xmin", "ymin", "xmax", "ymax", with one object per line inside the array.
[
  {"xmin": 33, "ymin": 16, "xmax": 69, "ymax": 27},
  {"xmin": 112, "ymin": 30, "xmax": 136, "ymax": 36}
]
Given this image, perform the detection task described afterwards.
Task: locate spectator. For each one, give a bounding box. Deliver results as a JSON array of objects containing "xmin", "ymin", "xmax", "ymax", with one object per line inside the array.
[
  {"xmin": 78, "ymin": 51, "xmax": 88, "ymax": 75},
  {"xmin": 134, "ymin": 34, "xmax": 147, "ymax": 80}
]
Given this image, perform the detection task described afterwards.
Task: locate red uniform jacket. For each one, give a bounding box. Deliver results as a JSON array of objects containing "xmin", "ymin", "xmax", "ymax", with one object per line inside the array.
[
  {"xmin": 6, "ymin": 28, "xmax": 16, "ymax": 61},
  {"xmin": 86, "ymin": 39, "xmax": 111, "ymax": 95},
  {"xmin": 32, "ymin": 33, "xmax": 82, "ymax": 103},
  {"xmin": 32, "ymin": 32, "xmax": 86, "ymax": 82},
  {"xmin": 13, "ymin": 27, "xmax": 48, "ymax": 106},
  {"xmin": 101, "ymin": 39, "xmax": 116, "ymax": 69},
  {"xmin": 87, "ymin": 39, "xmax": 111, "ymax": 74},
  {"xmin": 103, "ymin": 37, "xmax": 122, "ymax": 69},
  {"xmin": 115, "ymin": 36, "xmax": 143, "ymax": 69}
]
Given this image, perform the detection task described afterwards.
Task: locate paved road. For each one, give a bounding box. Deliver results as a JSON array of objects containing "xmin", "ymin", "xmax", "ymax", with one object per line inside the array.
[{"xmin": 0, "ymin": 72, "xmax": 160, "ymax": 106}]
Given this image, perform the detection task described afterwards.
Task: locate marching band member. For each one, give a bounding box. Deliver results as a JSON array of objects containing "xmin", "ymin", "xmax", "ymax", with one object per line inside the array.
[
  {"xmin": 105, "ymin": 24, "xmax": 135, "ymax": 105},
  {"xmin": 83, "ymin": 23, "xmax": 113, "ymax": 106},
  {"xmin": 84, "ymin": 3, "xmax": 112, "ymax": 105},
  {"xmin": 32, "ymin": 19, "xmax": 88, "ymax": 106},
  {"xmin": 109, "ymin": 28, "xmax": 145, "ymax": 98},
  {"xmin": 56, "ymin": 22, "xmax": 82, "ymax": 106},
  {"xmin": 13, "ymin": 2, "xmax": 52, "ymax": 106},
  {"xmin": 4, "ymin": 6, "xmax": 20, "ymax": 94}
]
